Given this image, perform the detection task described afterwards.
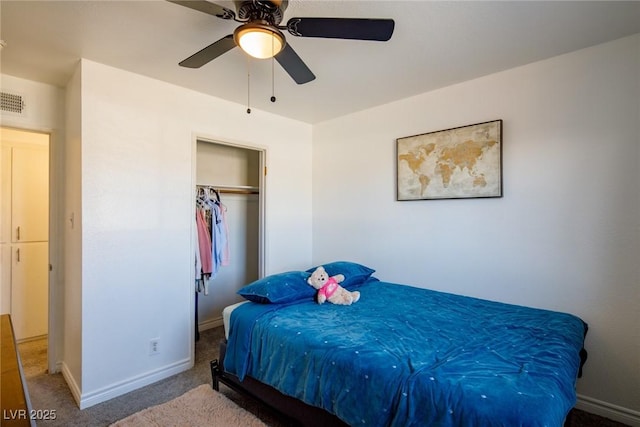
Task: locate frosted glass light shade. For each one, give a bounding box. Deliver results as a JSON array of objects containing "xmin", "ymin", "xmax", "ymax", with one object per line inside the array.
[{"xmin": 235, "ymin": 24, "xmax": 285, "ymax": 59}]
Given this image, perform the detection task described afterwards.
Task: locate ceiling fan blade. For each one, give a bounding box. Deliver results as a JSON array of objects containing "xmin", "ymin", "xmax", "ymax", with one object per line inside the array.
[
  {"xmin": 275, "ymin": 44, "xmax": 316, "ymax": 85},
  {"xmin": 167, "ymin": 0, "xmax": 235, "ymax": 19},
  {"xmin": 286, "ymin": 17, "xmax": 395, "ymax": 41},
  {"xmin": 179, "ymin": 35, "xmax": 237, "ymax": 68}
]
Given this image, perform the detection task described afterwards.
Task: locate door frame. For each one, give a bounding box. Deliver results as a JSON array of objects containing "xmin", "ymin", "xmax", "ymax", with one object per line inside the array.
[
  {"xmin": 189, "ymin": 133, "xmax": 266, "ymax": 357},
  {"xmin": 0, "ymin": 126, "xmax": 58, "ymax": 374}
]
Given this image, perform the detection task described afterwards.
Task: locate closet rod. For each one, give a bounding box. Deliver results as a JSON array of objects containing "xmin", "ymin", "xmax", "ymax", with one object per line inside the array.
[{"xmin": 197, "ymin": 184, "xmax": 259, "ymax": 195}]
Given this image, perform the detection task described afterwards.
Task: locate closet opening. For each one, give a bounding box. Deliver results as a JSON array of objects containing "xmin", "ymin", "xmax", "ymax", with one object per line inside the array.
[{"xmin": 192, "ymin": 138, "xmax": 265, "ymax": 341}]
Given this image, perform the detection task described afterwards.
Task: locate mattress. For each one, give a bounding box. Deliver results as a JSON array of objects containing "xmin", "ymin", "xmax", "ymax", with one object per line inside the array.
[{"xmin": 222, "ymin": 300, "xmax": 248, "ymax": 340}]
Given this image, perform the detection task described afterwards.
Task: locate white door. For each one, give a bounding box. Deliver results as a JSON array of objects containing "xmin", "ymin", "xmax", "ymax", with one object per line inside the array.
[
  {"xmin": 12, "ymin": 242, "xmax": 49, "ymax": 339},
  {"xmin": 0, "ymin": 143, "xmax": 11, "ymax": 313},
  {"xmin": 0, "ymin": 143, "xmax": 10, "ymax": 244},
  {"xmin": 11, "ymin": 145, "xmax": 49, "ymax": 242}
]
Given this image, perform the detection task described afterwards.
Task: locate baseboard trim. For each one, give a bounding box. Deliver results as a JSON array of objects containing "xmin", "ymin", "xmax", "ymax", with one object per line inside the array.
[
  {"xmin": 198, "ymin": 316, "xmax": 223, "ymax": 332},
  {"xmin": 576, "ymin": 394, "xmax": 640, "ymax": 427},
  {"xmin": 77, "ymin": 357, "xmax": 192, "ymax": 409},
  {"xmin": 60, "ymin": 362, "xmax": 82, "ymax": 407}
]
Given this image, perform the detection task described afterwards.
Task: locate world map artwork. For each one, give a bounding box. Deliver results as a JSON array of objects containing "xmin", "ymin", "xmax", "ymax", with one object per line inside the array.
[{"xmin": 396, "ymin": 120, "xmax": 502, "ymax": 200}]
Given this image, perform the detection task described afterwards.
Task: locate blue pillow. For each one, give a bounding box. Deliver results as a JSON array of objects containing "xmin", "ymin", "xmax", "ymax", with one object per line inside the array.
[
  {"xmin": 237, "ymin": 271, "xmax": 314, "ymax": 304},
  {"xmin": 306, "ymin": 261, "xmax": 375, "ymax": 290}
]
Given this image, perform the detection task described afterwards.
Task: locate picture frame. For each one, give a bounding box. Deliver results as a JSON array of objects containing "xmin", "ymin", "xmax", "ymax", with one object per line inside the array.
[{"xmin": 396, "ymin": 120, "xmax": 502, "ymax": 201}]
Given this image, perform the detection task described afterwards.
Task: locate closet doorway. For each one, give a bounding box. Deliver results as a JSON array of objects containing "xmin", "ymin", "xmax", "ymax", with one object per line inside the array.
[
  {"xmin": 0, "ymin": 127, "xmax": 50, "ymax": 342},
  {"xmin": 194, "ymin": 138, "xmax": 265, "ymax": 332}
]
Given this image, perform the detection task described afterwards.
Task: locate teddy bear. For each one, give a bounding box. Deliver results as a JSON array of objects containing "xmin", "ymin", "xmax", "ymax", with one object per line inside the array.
[{"xmin": 307, "ymin": 266, "xmax": 360, "ymax": 305}]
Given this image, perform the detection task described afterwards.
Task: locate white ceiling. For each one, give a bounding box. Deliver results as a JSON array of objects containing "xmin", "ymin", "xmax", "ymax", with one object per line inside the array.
[{"xmin": 1, "ymin": 1, "xmax": 639, "ymax": 124}]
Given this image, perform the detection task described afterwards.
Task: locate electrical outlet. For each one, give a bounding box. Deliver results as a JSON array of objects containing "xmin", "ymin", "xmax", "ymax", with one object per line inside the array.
[{"xmin": 149, "ymin": 338, "xmax": 160, "ymax": 355}]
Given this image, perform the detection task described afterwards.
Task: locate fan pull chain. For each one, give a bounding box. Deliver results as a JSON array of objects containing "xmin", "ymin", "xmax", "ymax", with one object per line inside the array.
[
  {"xmin": 270, "ymin": 37, "xmax": 276, "ymax": 103},
  {"xmin": 246, "ymin": 56, "xmax": 251, "ymax": 114}
]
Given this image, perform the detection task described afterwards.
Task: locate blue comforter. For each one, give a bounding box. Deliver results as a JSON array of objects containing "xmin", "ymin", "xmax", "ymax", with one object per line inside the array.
[{"xmin": 225, "ymin": 279, "xmax": 587, "ymax": 427}]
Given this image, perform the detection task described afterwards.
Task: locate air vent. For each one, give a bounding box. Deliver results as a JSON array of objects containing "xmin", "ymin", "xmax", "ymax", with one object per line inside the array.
[{"xmin": 1, "ymin": 91, "xmax": 25, "ymax": 114}]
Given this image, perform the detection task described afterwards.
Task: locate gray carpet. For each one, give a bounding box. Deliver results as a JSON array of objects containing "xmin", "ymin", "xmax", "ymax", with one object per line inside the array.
[
  {"xmin": 19, "ymin": 327, "xmax": 628, "ymax": 427},
  {"xmin": 20, "ymin": 327, "xmax": 286, "ymax": 427}
]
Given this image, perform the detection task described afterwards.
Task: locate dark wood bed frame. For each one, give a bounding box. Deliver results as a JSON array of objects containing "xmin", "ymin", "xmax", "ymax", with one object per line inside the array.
[{"xmin": 211, "ymin": 340, "xmax": 347, "ymax": 427}]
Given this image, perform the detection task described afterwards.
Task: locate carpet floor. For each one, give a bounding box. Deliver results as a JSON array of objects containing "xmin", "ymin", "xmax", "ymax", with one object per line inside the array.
[
  {"xmin": 110, "ymin": 384, "xmax": 267, "ymax": 427},
  {"xmin": 19, "ymin": 326, "xmax": 628, "ymax": 427}
]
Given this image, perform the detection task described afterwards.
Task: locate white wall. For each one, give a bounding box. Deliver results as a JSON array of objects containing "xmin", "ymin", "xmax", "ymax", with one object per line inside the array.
[
  {"xmin": 73, "ymin": 59, "xmax": 312, "ymax": 407},
  {"xmin": 312, "ymin": 34, "xmax": 640, "ymax": 423},
  {"xmin": 0, "ymin": 75, "xmax": 63, "ymax": 129},
  {"xmin": 196, "ymin": 141, "xmax": 260, "ymax": 188}
]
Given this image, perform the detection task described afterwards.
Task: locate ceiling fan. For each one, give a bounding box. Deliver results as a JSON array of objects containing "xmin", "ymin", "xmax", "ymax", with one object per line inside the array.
[{"xmin": 169, "ymin": 0, "xmax": 395, "ymax": 84}]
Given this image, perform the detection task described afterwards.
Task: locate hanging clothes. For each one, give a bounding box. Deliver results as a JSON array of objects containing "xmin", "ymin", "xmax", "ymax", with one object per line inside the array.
[
  {"xmin": 210, "ymin": 201, "xmax": 230, "ymax": 277},
  {"xmin": 195, "ymin": 208, "xmax": 212, "ymax": 275},
  {"xmin": 219, "ymin": 205, "xmax": 230, "ymax": 266},
  {"xmin": 194, "ymin": 186, "xmax": 230, "ymax": 294},
  {"xmin": 194, "ymin": 216, "xmax": 202, "ymax": 280}
]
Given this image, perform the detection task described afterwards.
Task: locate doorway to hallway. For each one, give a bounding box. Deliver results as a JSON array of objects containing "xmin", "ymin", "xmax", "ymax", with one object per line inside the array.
[{"xmin": 0, "ymin": 127, "xmax": 50, "ymax": 343}]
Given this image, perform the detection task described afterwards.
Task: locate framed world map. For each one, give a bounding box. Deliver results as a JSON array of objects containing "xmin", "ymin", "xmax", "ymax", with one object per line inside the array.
[{"xmin": 396, "ymin": 120, "xmax": 502, "ymax": 201}]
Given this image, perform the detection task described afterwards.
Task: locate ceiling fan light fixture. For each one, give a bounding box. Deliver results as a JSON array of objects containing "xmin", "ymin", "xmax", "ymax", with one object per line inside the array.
[{"xmin": 234, "ymin": 23, "xmax": 285, "ymax": 59}]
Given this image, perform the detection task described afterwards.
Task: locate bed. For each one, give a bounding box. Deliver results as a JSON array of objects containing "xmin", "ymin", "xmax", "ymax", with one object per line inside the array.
[{"xmin": 211, "ymin": 261, "xmax": 588, "ymax": 427}]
